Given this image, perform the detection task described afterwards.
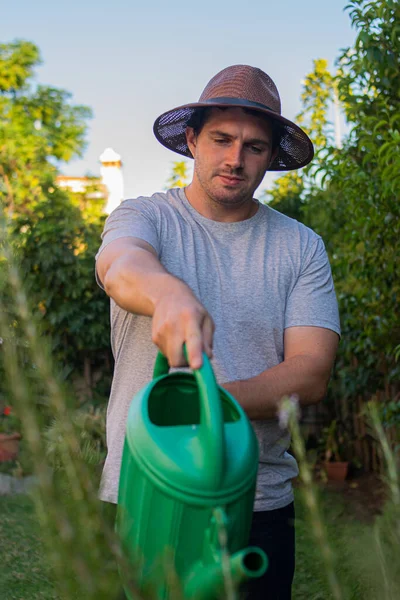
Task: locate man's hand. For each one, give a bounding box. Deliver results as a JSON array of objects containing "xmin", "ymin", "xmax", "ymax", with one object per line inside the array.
[{"xmin": 152, "ymin": 290, "xmax": 214, "ymax": 370}]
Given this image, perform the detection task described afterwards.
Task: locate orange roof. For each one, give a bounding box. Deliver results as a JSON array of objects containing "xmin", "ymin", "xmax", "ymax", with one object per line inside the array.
[{"xmin": 56, "ymin": 175, "xmax": 100, "ymax": 182}]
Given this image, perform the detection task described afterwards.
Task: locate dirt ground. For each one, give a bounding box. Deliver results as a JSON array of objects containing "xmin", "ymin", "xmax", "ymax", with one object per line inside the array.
[{"xmin": 316, "ymin": 471, "xmax": 387, "ymax": 523}]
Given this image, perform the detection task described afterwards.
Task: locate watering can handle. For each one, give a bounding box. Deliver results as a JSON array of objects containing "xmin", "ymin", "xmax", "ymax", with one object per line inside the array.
[{"xmin": 152, "ymin": 345, "xmax": 225, "ymax": 488}]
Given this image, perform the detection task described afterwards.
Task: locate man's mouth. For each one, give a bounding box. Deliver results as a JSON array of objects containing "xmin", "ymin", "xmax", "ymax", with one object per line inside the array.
[{"xmin": 218, "ymin": 174, "xmax": 244, "ymax": 186}]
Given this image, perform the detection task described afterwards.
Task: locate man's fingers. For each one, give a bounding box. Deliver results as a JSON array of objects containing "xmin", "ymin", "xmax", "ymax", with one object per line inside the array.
[
  {"xmin": 166, "ymin": 339, "xmax": 186, "ymax": 368},
  {"xmin": 202, "ymin": 315, "xmax": 215, "ymax": 359},
  {"xmin": 185, "ymin": 314, "xmax": 215, "ymax": 369},
  {"xmin": 185, "ymin": 326, "xmax": 204, "ymax": 370}
]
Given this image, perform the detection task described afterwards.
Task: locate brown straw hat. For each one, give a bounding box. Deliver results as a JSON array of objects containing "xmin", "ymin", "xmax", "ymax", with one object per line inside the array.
[{"xmin": 153, "ymin": 64, "xmax": 314, "ymax": 171}]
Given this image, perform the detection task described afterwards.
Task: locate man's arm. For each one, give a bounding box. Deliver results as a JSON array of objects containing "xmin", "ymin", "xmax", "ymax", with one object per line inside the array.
[
  {"xmin": 96, "ymin": 237, "xmax": 214, "ymax": 369},
  {"xmin": 221, "ymin": 326, "xmax": 339, "ymax": 420}
]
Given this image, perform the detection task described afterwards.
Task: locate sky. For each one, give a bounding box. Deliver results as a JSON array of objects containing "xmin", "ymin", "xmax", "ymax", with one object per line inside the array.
[{"xmin": 2, "ymin": 0, "xmax": 356, "ymax": 199}]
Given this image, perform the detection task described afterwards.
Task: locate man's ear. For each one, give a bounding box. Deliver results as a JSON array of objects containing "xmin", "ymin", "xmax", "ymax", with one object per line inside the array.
[{"xmin": 186, "ymin": 127, "xmax": 197, "ymax": 159}]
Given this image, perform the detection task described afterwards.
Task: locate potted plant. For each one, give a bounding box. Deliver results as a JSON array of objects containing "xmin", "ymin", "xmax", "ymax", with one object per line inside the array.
[
  {"xmin": 0, "ymin": 405, "xmax": 22, "ymax": 462},
  {"xmin": 320, "ymin": 419, "xmax": 350, "ymax": 481}
]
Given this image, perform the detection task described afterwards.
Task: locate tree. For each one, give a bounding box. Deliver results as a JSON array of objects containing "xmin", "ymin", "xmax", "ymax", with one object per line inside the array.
[
  {"xmin": 296, "ymin": 59, "xmax": 336, "ymax": 153},
  {"xmin": 0, "ymin": 40, "xmax": 111, "ymax": 399},
  {"xmin": 303, "ymin": 0, "xmax": 400, "ymax": 411},
  {"xmin": 8, "ymin": 190, "xmax": 111, "ymax": 398},
  {"xmin": 263, "ymin": 59, "xmax": 336, "ymax": 222},
  {"xmin": 0, "ymin": 40, "xmax": 91, "ymax": 214},
  {"xmin": 264, "ymin": 2, "xmax": 400, "ymax": 460},
  {"xmin": 262, "ymin": 172, "xmax": 305, "ymax": 221},
  {"xmin": 165, "ymin": 160, "xmax": 191, "ymax": 189}
]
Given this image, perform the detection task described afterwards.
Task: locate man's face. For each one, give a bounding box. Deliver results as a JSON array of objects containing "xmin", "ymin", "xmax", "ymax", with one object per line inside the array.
[{"xmin": 186, "ymin": 107, "xmax": 275, "ymax": 209}]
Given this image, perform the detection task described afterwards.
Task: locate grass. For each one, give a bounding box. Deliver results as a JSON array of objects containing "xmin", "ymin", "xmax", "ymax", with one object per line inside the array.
[
  {"xmin": 0, "ymin": 494, "xmax": 58, "ymax": 600},
  {"xmin": 293, "ymin": 485, "xmax": 369, "ymax": 600},
  {"xmin": 0, "ymin": 485, "xmax": 383, "ymax": 600}
]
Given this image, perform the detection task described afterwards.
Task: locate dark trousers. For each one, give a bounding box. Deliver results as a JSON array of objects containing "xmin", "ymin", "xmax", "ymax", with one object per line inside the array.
[{"xmin": 241, "ymin": 502, "xmax": 295, "ymax": 600}]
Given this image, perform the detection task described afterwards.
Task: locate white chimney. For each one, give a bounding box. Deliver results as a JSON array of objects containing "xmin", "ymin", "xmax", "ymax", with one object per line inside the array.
[{"xmin": 100, "ymin": 148, "xmax": 124, "ymax": 214}]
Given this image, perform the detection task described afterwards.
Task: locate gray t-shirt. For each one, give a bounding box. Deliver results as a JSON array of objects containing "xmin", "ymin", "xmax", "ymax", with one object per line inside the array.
[{"xmin": 95, "ymin": 187, "xmax": 340, "ymax": 509}]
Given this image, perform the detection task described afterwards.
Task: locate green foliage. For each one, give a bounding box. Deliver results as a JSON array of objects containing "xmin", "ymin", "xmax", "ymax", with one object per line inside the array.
[
  {"xmin": 297, "ymin": 58, "xmax": 336, "ymax": 151},
  {"xmin": 380, "ymin": 399, "xmax": 400, "ymax": 433},
  {"xmin": 0, "ymin": 222, "xmax": 128, "ymax": 599},
  {"xmin": 263, "ymin": 172, "xmax": 305, "ymax": 221},
  {"xmin": 9, "ymin": 190, "xmax": 110, "ymax": 378},
  {"xmin": 64, "ymin": 175, "xmax": 107, "ymax": 222},
  {"xmin": 0, "ymin": 39, "xmax": 111, "ymax": 393},
  {"xmin": 284, "ymin": 397, "xmax": 400, "ymax": 600},
  {"xmin": 263, "ymin": 59, "xmax": 336, "ymax": 221},
  {"xmin": 0, "ymin": 405, "xmax": 20, "ymax": 434},
  {"xmin": 0, "ymin": 40, "xmax": 39, "ymax": 91},
  {"xmin": 45, "ymin": 404, "xmax": 107, "ymax": 487},
  {"xmin": 303, "ymin": 0, "xmax": 400, "ymax": 403},
  {"xmin": 166, "ymin": 160, "xmax": 190, "ymax": 189},
  {"xmin": 0, "ymin": 40, "xmax": 92, "ymax": 213},
  {"xmin": 266, "ymin": 2, "xmax": 400, "ymax": 423},
  {"xmin": 338, "ymin": 0, "xmax": 399, "ymax": 123},
  {"xmin": 320, "ymin": 419, "xmax": 352, "ymax": 463}
]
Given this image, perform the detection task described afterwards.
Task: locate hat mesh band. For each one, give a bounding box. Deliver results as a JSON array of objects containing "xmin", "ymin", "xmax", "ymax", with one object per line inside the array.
[{"xmin": 156, "ymin": 107, "xmax": 312, "ymax": 171}]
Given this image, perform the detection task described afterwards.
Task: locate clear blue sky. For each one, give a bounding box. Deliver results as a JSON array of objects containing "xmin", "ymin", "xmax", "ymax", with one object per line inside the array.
[{"xmin": 2, "ymin": 0, "xmax": 355, "ymax": 198}]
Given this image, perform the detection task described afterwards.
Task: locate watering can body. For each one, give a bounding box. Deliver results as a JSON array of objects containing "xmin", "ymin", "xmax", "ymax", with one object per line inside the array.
[{"xmin": 116, "ymin": 351, "xmax": 267, "ymax": 599}]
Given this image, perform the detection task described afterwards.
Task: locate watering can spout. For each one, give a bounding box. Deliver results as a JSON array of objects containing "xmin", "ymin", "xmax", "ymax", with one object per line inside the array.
[{"xmin": 183, "ymin": 547, "xmax": 268, "ymax": 600}]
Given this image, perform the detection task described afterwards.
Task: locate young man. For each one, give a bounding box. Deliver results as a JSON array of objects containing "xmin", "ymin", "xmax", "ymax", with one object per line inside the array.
[{"xmin": 96, "ymin": 65, "xmax": 340, "ymax": 599}]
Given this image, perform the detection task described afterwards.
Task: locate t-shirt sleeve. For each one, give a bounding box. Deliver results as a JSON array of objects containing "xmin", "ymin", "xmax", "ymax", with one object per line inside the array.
[
  {"xmin": 285, "ymin": 237, "xmax": 341, "ymax": 336},
  {"xmin": 94, "ymin": 198, "xmax": 161, "ymax": 289}
]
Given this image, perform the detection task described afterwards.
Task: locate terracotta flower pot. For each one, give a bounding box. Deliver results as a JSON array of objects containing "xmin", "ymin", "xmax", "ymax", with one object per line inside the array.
[
  {"xmin": 324, "ymin": 461, "xmax": 349, "ymax": 482},
  {"xmin": 0, "ymin": 432, "xmax": 22, "ymax": 461}
]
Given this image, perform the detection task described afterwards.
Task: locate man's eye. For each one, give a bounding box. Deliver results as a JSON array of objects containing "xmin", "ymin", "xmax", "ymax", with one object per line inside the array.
[
  {"xmin": 214, "ymin": 138, "xmax": 229, "ymax": 144},
  {"xmin": 250, "ymin": 145, "xmax": 263, "ymax": 154}
]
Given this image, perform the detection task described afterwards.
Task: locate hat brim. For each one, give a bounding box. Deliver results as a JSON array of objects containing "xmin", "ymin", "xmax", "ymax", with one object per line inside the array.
[{"xmin": 153, "ymin": 98, "xmax": 314, "ymax": 171}]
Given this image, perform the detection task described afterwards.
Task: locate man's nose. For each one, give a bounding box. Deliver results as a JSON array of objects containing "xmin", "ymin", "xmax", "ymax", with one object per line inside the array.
[{"xmin": 224, "ymin": 143, "xmax": 244, "ymax": 170}]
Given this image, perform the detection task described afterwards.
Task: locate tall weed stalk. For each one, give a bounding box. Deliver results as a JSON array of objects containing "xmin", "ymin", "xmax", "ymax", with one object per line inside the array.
[
  {"xmin": 0, "ymin": 215, "xmax": 237, "ymax": 600},
  {"xmin": 362, "ymin": 401, "xmax": 400, "ymax": 599},
  {"xmin": 280, "ymin": 396, "xmax": 345, "ymax": 600},
  {"xmin": 0, "ymin": 214, "xmax": 140, "ymax": 599},
  {"xmin": 331, "ymin": 401, "xmax": 400, "ymax": 599},
  {"xmin": 282, "ymin": 396, "xmax": 400, "ymax": 600}
]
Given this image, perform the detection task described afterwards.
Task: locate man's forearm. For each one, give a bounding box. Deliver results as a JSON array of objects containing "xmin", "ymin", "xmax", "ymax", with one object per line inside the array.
[
  {"xmin": 103, "ymin": 248, "xmax": 189, "ymax": 316},
  {"xmin": 98, "ymin": 240, "xmax": 215, "ymax": 369},
  {"xmin": 222, "ymin": 355, "xmax": 329, "ymax": 420}
]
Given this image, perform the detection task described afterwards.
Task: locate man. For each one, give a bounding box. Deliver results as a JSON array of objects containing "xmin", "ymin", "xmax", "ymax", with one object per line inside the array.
[{"xmin": 96, "ymin": 65, "xmax": 340, "ymax": 599}]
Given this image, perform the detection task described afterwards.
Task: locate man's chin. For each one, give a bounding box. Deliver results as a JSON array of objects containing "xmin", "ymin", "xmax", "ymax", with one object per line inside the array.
[{"xmin": 211, "ymin": 190, "xmax": 249, "ymax": 206}]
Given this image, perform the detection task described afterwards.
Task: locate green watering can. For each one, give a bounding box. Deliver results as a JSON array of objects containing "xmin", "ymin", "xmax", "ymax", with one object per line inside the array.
[{"xmin": 116, "ymin": 348, "xmax": 268, "ymax": 600}]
